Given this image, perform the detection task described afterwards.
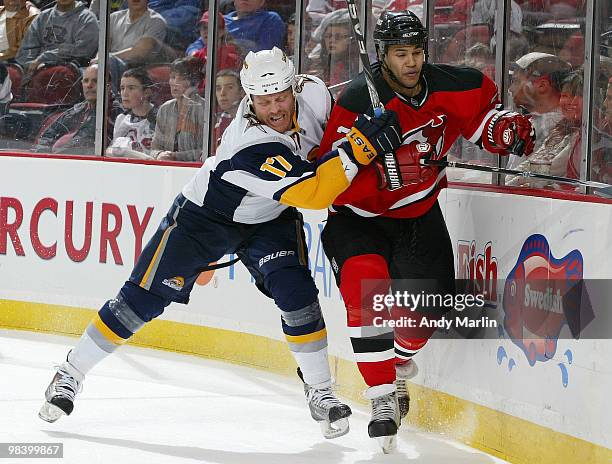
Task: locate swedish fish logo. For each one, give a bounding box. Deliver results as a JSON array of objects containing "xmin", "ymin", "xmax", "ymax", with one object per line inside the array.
[
  {"xmin": 162, "ymin": 276, "xmax": 185, "ymax": 291},
  {"xmin": 502, "ymin": 234, "xmax": 583, "ymax": 366}
]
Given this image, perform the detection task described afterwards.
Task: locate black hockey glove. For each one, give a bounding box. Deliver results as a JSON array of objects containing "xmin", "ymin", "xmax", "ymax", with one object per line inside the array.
[{"xmin": 340, "ymin": 110, "xmax": 402, "ymax": 166}]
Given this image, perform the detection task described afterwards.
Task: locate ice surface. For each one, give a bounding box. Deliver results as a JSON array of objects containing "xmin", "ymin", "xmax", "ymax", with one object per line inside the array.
[{"xmin": 0, "ymin": 330, "xmax": 507, "ymax": 463}]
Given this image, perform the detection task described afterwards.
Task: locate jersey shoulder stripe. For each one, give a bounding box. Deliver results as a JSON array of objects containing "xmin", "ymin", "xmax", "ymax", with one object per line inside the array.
[
  {"xmin": 425, "ymin": 64, "xmax": 485, "ymax": 93},
  {"xmin": 336, "ymin": 63, "xmax": 396, "ymax": 114}
]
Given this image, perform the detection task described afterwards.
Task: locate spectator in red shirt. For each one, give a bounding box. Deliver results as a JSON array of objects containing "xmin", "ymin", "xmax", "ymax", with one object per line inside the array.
[{"xmin": 187, "ymin": 11, "xmax": 242, "ymax": 95}]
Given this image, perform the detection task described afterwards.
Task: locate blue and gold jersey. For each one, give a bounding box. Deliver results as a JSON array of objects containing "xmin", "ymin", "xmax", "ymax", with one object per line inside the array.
[{"xmin": 182, "ymin": 75, "xmax": 358, "ymax": 224}]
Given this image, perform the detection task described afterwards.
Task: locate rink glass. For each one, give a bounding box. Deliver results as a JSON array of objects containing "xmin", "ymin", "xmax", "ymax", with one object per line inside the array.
[{"xmin": 0, "ymin": 0, "xmax": 606, "ymax": 197}]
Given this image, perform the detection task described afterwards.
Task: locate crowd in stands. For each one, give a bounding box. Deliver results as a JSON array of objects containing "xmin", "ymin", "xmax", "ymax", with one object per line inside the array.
[{"xmin": 0, "ymin": 0, "xmax": 608, "ymax": 187}]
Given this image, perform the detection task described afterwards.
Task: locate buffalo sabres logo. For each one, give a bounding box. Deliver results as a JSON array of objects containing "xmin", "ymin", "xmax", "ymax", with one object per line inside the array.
[
  {"xmin": 401, "ymin": 115, "xmax": 446, "ymax": 156},
  {"xmin": 294, "ymin": 75, "xmax": 316, "ymax": 94}
]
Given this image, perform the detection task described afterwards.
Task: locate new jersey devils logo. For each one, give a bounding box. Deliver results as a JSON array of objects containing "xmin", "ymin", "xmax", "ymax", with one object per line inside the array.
[{"xmin": 402, "ymin": 115, "xmax": 446, "ymax": 157}]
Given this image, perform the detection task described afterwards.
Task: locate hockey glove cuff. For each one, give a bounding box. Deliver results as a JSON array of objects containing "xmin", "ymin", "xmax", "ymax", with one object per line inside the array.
[{"xmin": 340, "ymin": 110, "xmax": 402, "ymax": 165}]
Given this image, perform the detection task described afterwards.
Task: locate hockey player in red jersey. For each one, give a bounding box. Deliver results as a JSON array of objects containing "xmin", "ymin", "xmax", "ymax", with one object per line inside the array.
[{"xmin": 318, "ymin": 10, "xmax": 535, "ymax": 451}]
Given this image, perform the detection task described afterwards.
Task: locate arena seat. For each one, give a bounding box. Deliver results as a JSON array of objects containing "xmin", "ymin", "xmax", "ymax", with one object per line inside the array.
[
  {"xmin": 7, "ymin": 63, "xmax": 24, "ymax": 101},
  {"xmin": 17, "ymin": 63, "xmax": 83, "ymax": 106}
]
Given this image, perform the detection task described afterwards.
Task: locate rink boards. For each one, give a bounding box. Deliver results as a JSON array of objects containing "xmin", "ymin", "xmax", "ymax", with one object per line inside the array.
[{"xmin": 1, "ymin": 155, "xmax": 611, "ymax": 463}]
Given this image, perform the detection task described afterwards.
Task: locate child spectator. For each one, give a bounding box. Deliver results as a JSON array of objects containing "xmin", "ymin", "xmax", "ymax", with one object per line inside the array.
[
  {"xmin": 309, "ymin": 9, "xmax": 358, "ymax": 92},
  {"xmin": 15, "ymin": 0, "xmax": 98, "ymax": 73},
  {"xmin": 285, "ymin": 12, "xmax": 295, "ymax": 57},
  {"xmin": 107, "ymin": 67, "xmax": 158, "ymax": 159},
  {"xmin": 214, "ymin": 69, "xmax": 243, "ymax": 147},
  {"xmin": 0, "ymin": 0, "xmax": 39, "ymax": 61},
  {"xmin": 151, "ymin": 56, "xmax": 207, "ymax": 162}
]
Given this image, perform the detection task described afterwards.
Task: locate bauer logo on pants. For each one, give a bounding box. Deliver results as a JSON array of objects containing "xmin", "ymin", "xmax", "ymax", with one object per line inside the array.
[{"xmin": 259, "ymin": 250, "xmax": 295, "ymax": 267}]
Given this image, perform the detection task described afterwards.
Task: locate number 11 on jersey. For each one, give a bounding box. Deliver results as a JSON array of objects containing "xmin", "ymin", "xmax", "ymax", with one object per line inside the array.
[{"xmin": 260, "ymin": 155, "xmax": 293, "ymax": 178}]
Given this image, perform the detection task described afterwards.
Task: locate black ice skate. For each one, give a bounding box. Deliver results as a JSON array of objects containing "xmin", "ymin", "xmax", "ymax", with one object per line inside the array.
[
  {"xmin": 364, "ymin": 384, "xmax": 401, "ymax": 453},
  {"xmin": 395, "ymin": 359, "xmax": 418, "ymax": 419},
  {"xmin": 298, "ymin": 368, "xmax": 351, "ymax": 439},
  {"xmin": 38, "ymin": 359, "xmax": 84, "ymax": 423}
]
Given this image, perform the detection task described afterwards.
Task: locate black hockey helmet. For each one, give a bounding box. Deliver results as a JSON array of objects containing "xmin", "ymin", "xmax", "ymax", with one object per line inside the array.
[{"xmin": 373, "ymin": 10, "xmax": 428, "ymax": 60}]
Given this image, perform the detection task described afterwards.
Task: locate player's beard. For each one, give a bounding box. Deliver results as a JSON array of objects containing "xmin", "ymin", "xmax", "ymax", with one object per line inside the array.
[{"xmin": 382, "ymin": 61, "xmax": 422, "ymax": 97}]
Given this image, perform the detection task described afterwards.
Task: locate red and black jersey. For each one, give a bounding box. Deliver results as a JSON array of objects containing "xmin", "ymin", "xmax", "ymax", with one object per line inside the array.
[{"xmin": 319, "ymin": 62, "xmax": 501, "ymax": 218}]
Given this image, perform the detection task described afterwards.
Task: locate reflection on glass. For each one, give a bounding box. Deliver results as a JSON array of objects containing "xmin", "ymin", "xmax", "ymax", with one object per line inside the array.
[
  {"xmin": 33, "ymin": 64, "xmax": 99, "ymax": 156},
  {"xmin": 306, "ymin": 6, "xmax": 360, "ymax": 98},
  {"xmin": 508, "ymin": 53, "xmax": 572, "ymax": 157},
  {"xmin": 504, "ymin": 0, "xmax": 587, "ymax": 192},
  {"xmin": 0, "ymin": 0, "xmax": 100, "ymax": 154},
  {"xmin": 506, "ymin": 71, "xmax": 583, "ymax": 188},
  {"xmin": 210, "ymin": 1, "xmax": 294, "ymax": 154},
  {"xmin": 432, "ymin": 0, "xmax": 499, "ymax": 184},
  {"xmin": 591, "ymin": 16, "xmax": 612, "ymax": 185}
]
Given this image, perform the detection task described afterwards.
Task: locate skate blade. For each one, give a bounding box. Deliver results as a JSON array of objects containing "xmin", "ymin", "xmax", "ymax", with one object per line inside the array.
[
  {"xmin": 377, "ymin": 435, "xmax": 397, "ymax": 454},
  {"xmin": 320, "ymin": 418, "xmax": 350, "ymax": 439},
  {"xmin": 38, "ymin": 402, "xmax": 65, "ymax": 423}
]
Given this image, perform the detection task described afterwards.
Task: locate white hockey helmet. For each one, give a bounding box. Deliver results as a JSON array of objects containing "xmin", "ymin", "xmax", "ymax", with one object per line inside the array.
[{"xmin": 240, "ymin": 47, "xmax": 295, "ymax": 99}]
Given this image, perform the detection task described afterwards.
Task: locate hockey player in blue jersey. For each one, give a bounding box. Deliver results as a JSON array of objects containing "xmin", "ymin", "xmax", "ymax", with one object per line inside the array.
[{"xmin": 39, "ymin": 47, "xmax": 402, "ymax": 439}]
